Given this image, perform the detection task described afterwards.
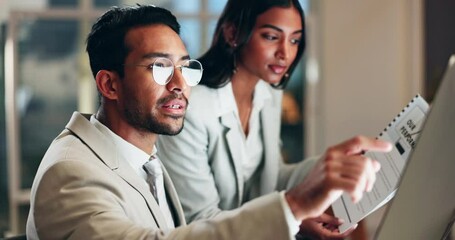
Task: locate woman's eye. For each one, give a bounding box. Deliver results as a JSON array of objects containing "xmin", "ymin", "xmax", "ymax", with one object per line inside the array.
[
  {"xmin": 290, "ymin": 38, "xmax": 301, "ymax": 45},
  {"xmin": 262, "ymin": 33, "xmax": 278, "ymax": 41}
]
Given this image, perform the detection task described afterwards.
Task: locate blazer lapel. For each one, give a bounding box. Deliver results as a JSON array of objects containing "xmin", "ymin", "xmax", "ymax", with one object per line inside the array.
[
  {"xmin": 259, "ymin": 95, "xmax": 281, "ymax": 194},
  {"xmin": 217, "ymin": 84, "xmax": 245, "ymax": 204},
  {"xmin": 114, "ymin": 158, "xmax": 169, "ymax": 229},
  {"xmin": 65, "ymin": 112, "xmax": 168, "ymax": 229},
  {"xmin": 220, "ymin": 112, "xmax": 245, "ymax": 204},
  {"xmin": 161, "ymin": 163, "xmax": 186, "ymax": 226}
]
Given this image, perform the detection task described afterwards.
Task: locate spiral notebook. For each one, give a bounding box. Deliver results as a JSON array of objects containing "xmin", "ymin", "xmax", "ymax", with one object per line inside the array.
[{"xmin": 332, "ymin": 94, "xmax": 430, "ymax": 233}]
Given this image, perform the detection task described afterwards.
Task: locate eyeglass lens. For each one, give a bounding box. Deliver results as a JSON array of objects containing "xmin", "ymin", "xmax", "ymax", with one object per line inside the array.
[{"xmin": 152, "ymin": 58, "xmax": 203, "ymax": 86}]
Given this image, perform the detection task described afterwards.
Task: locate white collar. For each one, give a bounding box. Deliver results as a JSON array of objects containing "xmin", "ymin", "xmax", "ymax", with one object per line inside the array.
[
  {"xmin": 90, "ymin": 115, "xmax": 155, "ymax": 178},
  {"xmin": 216, "ymin": 80, "xmax": 272, "ymax": 117}
]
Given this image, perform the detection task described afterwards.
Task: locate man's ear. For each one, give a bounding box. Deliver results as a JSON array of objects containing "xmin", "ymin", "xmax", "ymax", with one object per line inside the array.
[
  {"xmin": 222, "ymin": 23, "xmax": 238, "ymax": 47},
  {"xmin": 95, "ymin": 70, "xmax": 119, "ymax": 100}
]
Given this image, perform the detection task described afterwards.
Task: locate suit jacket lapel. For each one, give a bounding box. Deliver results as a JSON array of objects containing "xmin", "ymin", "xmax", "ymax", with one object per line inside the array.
[
  {"xmin": 114, "ymin": 158, "xmax": 169, "ymax": 229},
  {"xmin": 259, "ymin": 93, "xmax": 281, "ymax": 194},
  {"xmin": 161, "ymin": 163, "xmax": 186, "ymax": 226},
  {"xmin": 220, "ymin": 113, "xmax": 245, "ymax": 205},
  {"xmin": 218, "ymin": 84, "xmax": 245, "ymax": 205},
  {"xmin": 65, "ymin": 112, "xmax": 168, "ymax": 229}
]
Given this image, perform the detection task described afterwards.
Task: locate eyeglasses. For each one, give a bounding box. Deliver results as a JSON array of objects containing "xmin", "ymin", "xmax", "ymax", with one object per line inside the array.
[{"xmin": 125, "ymin": 57, "xmax": 203, "ymax": 87}]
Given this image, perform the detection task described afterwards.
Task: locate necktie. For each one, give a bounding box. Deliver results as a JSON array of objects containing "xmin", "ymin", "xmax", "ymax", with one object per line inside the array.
[
  {"xmin": 143, "ymin": 156, "xmax": 161, "ymax": 204},
  {"xmin": 142, "ymin": 156, "xmax": 175, "ymax": 228}
]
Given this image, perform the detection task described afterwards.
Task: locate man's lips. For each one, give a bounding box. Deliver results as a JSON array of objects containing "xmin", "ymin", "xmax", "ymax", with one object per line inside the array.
[
  {"xmin": 162, "ymin": 99, "xmax": 187, "ymax": 113},
  {"xmin": 164, "ymin": 105, "xmax": 182, "ymax": 109},
  {"xmin": 158, "ymin": 93, "xmax": 188, "ymax": 117},
  {"xmin": 162, "ymin": 99, "xmax": 186, "ymax": 110}
]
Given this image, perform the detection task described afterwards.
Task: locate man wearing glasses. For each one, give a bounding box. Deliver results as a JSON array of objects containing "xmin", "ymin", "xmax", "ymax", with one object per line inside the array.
[{"xmin": 26, "ymin": 4, "xmax": 391, "ymax": 240}]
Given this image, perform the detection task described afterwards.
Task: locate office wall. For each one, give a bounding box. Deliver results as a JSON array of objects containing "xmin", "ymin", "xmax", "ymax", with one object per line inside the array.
[
  {"xmin": 425, "ymin": 0, "xmax": 455, "ymax": 102},
  {"xmin": 306, "ymin": 0, "xmax": 423, "ymax": 155}
]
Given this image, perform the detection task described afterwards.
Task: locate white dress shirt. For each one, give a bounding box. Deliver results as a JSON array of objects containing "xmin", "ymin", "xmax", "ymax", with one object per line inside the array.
[
  {"xmin": 222, "ymin": 82, "xmax": 300, "ymax": 238},
  {"xmin": 90, "ymin": 115, "xmax": 175, "ymax": 229}
]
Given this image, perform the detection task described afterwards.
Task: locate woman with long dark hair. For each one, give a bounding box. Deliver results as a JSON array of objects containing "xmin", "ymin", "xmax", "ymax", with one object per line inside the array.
[{"xmin": 158, "ymin": 0, "xmax": 355, "ymax": 238}]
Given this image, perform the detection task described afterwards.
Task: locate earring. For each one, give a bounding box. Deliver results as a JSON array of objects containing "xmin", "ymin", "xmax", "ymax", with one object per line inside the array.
[
  {"xmin": 232, "ymin": 57, "xmax": 237, "ymax": 74},
  {"xmin": 284, "ymin": 73, "xmax": 289, "ymax": 78},
  {"xmin": 231, "ymin": 41, "xmax": 238, "ymax": 74}
]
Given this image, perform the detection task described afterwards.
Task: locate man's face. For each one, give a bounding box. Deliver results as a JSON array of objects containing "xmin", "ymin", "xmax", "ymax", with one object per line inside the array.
[{"xmin": 118, "ymin": 24, "xmax": 191, "ymax": 135}]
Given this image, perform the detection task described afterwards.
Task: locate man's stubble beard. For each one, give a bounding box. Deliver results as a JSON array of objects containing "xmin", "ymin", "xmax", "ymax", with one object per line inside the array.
[{"xmin": 123, "ymin": 97, "xmax": 185, "ymax": 136}]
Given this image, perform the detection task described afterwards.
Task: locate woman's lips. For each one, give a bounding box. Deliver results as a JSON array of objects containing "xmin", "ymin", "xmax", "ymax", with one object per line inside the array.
[{"xmin": 269, "ymin": 64, "xmax": 287, "ymax": 74}]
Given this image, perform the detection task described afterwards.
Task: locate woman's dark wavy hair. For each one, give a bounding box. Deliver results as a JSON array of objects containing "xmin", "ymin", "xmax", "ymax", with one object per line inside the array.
[
  {"xmin": 198, "ymin": 0, "xmax": 306, "ymax": 89},
  {"xmin": 86, "ymin": 5, "xmax": 180, "ymax": 79}
]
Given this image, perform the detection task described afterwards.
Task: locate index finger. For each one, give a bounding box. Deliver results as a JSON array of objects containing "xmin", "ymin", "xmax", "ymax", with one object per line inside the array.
[{"xmin": 335, "ymin": 136, "xmax": 392, "ymax": 155}]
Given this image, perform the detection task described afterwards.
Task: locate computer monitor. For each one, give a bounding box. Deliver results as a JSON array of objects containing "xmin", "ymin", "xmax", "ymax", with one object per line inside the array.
[{"xmin": 374, "ymin": 60, "xmax": 455, "ymax": 239}]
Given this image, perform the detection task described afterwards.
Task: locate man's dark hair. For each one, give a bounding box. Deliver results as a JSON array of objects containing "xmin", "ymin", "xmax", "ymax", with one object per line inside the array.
[{"xmin": 86, "ymin": 5, "xmax": 180, "ymax": 78}]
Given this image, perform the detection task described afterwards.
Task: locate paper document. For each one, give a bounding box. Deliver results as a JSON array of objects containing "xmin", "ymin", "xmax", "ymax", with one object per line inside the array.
[{"xmin": 332, "ymin": 95, "xmax": 430, "ymax": 233}]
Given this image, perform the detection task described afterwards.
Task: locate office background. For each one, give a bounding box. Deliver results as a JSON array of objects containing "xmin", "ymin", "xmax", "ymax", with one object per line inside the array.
[{"xmin": 0, "ymin": 0, "xmax": 454, "ymax": 238}]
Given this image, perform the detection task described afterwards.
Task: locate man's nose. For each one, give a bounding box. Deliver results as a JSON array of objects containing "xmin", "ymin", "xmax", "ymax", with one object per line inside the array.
[{"xmin": 166, "ymin": 67, "xmax": 187, "ymax": 93}]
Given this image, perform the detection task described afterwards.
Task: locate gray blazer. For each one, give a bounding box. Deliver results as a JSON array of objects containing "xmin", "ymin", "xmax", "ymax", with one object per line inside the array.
[
  {"xmin": 157, "ymin": 83, "xmax": 317, "ymax": 222},
  {"xmin": 26, "ymin": 112, "xmax": 294, "ymax": 240}
]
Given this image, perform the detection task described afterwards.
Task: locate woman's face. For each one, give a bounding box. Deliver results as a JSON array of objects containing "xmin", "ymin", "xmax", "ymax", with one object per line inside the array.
[{"xmin": 237, "ymin": 6, "xmax": 303, "ymax": 84}]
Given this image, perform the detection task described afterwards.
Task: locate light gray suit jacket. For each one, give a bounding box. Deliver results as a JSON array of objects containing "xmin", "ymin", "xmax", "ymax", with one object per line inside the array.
[
  {"xmin": 157, "ymin": 83, "xmax": 317, "ymax": 222},
  {"xmin": 26, "ymin": 112, "xmax": 295, "ymax": 240}
]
